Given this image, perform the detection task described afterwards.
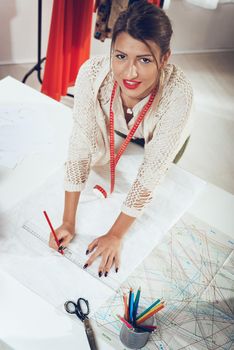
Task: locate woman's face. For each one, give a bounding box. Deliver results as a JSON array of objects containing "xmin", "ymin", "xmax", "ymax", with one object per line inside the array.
[{"xmin": 111, "ymin": 32, "xmax": 163, "ymax": 104}]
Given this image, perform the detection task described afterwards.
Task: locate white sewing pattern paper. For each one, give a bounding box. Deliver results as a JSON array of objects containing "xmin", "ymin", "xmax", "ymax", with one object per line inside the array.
[
  {"xmin": 0, "ymin": 105, "xmax": 54, "ymax": 168},
  {"xmin": 0, "ymin": 139, "xmax": 206, "ymax": 315}
]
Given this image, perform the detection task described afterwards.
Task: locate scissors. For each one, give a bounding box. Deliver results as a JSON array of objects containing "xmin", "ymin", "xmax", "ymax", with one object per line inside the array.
[{"xmin": 64, "ymin": 298, "xmax": 98, "ymax": 350}]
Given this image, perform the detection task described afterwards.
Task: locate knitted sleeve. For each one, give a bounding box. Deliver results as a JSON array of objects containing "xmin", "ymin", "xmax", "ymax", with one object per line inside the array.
[
  {"xmin": 64, "ymin": 59, "xmax": 98, "ymax": 192},
  {"xmin": 121, "ymin": 77, "xmax": 193, "ymax": 217}
]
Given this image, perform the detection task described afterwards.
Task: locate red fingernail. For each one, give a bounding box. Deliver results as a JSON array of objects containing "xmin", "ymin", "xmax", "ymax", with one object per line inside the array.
[
  {"xmin": 83, "ymin": 264, "xmax": 88, "ymax": 269},
  {"xmin": 115, "ymin": 268, "xmax": 119, "ymax": 273}
]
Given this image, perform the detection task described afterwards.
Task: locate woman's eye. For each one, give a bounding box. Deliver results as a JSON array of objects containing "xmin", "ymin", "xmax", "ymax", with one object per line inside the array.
[
  {"xmin": 140, "ymin": 57, "xmax": 151, "ymax": 64},
  {"xmin": 116, "ymin": 54, "xmax": 126, "ymax": 60}
]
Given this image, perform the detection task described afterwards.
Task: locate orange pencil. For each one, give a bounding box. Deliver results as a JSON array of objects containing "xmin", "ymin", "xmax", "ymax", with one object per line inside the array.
[
  {"xmin": 123, "ymin": 293, "xmax": 129, "ymax": 321},
  {"xmin": 137, "ymin": 304, "xmax": 165, "ymax": 325},
  {"xmin": 140, "ymin": 301, "xmax": 164, "ymax": 317},
  {"xmin": 137, "ymin": 301, "xmax": 164, "ymax": 322}
]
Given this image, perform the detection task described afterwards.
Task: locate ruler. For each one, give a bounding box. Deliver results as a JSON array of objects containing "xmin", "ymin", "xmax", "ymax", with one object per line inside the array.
[{"xmin": 22, "ymin": 221, "xmax": 120, "ymax": 291}]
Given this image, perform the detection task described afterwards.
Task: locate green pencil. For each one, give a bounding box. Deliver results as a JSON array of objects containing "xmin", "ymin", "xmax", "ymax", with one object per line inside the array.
[
  {"xmin": 136, "ymin": 298, "xmax": 161, "ymax": 320},
  {"xmin": 133, "ymin": 287, "xmax": 141, "ymax": 323}
]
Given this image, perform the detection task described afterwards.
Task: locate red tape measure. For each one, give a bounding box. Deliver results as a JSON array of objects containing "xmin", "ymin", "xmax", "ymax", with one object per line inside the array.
[{"xmin": 94, "ymin": 81, "xmax": 157, "ymax": 198}]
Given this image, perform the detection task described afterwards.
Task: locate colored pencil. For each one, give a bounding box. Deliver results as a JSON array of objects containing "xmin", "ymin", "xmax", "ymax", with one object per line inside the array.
[
  {"xmin": 137, "ymin": 304, "xmax": 165, "ymax": 325},
  {"xmin": 135, "ymin": 325, "xmax": 157, "ymax": 333},
  {"xmin": 139, "ymin": 325, "xmax": 157, "ymax": 330},
  {"xmin": 128, "ymin": 287, "xmax": 132, "ymax": 310},
  {"xmin": 43, "ymin": 210, "xmax": 64, "ymax": 255},
  {"xmin": 140, "ymin": 301, "xmax": 164, "ymax": 318},
  {"xmin": 136, "ymin": 298, "xmax": 161, "ymax": 320},
  {"xmin": 133, "ymin": 287, "xmax": 141, "ymax": 323},
  {"xmin": 117, "ymin": 314, "xmax": 133, "ymax": 329},
  {"xmin": 129, "ymin": 291, "xmax": 134, "ymax": 323},
  {"xmin": 123, "ymin": 293, "xmax": 129, "ymax": 321},
  {"xmin": 128, "ymin": 288, "xmax": 132, "ymax": 321},
  {"xmin": 137, "ymin": 302, "xmax": 164, "ymax": 323}
]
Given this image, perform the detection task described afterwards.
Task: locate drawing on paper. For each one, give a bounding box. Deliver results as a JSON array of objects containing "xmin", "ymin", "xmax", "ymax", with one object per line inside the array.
[{"xmin": 92, "ymin": 213, "xmax": 234, "ymax": 350}]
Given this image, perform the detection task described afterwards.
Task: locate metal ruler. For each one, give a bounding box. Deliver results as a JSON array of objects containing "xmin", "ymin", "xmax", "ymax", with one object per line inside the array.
[{"xmin": 22, "ymin": 221, "xmax": 119, "ymax": 291}]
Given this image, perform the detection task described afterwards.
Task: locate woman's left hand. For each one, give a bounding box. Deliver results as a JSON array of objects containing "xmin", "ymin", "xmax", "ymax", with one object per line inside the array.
[{"xmin": 83, "ymin": 232, "xmax": 123, "ymax": 277}]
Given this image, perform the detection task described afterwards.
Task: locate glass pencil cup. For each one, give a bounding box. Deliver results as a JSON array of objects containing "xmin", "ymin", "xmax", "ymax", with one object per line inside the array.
[{"xmin": 119, "ymin": 312, "xmax": 155, "ymax": 349}]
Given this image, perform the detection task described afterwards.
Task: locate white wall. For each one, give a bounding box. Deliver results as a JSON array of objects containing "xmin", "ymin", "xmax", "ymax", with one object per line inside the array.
[
  {"xmin": 0, "ymin": 0, "xmax": 53, "ymax": 64},
  {"xmin": 168, "ymin": 0, "xmax": 234, "ymax": 53},
  {"xmin": 0, "ymin": 0, "xmax": 234, "ymax": 65}
]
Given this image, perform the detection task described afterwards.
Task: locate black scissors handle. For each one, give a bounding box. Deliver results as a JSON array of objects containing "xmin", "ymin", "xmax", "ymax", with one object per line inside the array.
[
  {"xmin": 77, "ymin": 297, "xmax": 89, "ymax": 319},
  {"xmin": 64, "ymin": 300, "xmax": 77, "ymax": 314},
  {"xmin": 64, "ymin": 298, "xmax": 90, "ymax": 323},
  {"xmin": 64, "ymin": 298, "xmax": 98, "ymax": 349}
]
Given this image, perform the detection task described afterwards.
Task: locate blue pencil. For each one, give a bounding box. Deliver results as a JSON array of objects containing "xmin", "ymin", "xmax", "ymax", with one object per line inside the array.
[
  {"xmin": 128, "ymin": 287, "xmax": 132, "ymax": 319},
  {"xmin": 129, "ymin": 291, "xmax": 134, "ymax": 323}
]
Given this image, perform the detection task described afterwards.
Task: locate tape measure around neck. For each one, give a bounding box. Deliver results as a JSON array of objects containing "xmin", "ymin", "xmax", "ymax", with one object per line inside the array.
[{"xmin": 93, "ymin": 81, "xmax": 157, "ymax": 198}]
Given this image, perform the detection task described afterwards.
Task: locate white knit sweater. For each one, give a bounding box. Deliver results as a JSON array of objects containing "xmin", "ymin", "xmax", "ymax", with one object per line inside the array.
[{"xmin": 64, "ymin": 55, "xmax": 193, "ymax": 217}]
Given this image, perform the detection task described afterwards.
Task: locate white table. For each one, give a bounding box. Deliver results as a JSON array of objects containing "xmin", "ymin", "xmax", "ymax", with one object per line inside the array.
[
  {"xmin": 0, "ymin": 77, "xmax": 113, "ymax": 350},
  {"xmin": 0, "ymin": 76, "xmax": 72, "ymax": 213},
  {"xmin": 0, "ymin": 77, "xmax": 233, "ymax": 350}
]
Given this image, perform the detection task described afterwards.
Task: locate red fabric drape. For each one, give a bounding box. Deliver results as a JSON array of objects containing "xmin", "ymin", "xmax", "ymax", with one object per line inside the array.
[
  {"xmin": 148, "ymin": 0, "xmax": 161, "ymax": 6},
  {"xmin": 41, "ymin": 0, "xmax": 94, "ymax": 101}
]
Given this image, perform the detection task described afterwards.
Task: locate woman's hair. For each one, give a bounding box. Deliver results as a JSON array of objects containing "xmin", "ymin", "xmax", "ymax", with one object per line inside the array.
[{"xmin": 111, "ymin": 0, "xmax": 173, "ymax": 60}]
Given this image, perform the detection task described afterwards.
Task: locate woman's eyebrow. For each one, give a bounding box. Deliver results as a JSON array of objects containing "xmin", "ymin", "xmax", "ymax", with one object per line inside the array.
[
  {"xmin": 114, "ymin": 49, "xmax": 127, "ymax": 55},
  {"xmin": 114, "ymin": 49, "xmax": 153, "ymax": 58},
  {"xmin": 136, "ymin": 54, "xmax": 153, "ymax": 58}
]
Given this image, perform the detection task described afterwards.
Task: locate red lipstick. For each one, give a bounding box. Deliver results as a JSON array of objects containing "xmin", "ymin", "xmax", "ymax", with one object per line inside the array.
[{"xmin": 123, "ymin": 79, "xmax": 141, "ymax": 90}]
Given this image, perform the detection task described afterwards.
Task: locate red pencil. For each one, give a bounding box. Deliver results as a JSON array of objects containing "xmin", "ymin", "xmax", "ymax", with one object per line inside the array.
[
  {"xmin": 117, "ymin": 314, "xmax": 133, "ymax": 329},
  {"xmin": 43, "ymin": 210, "xmax": 64, "ymax": 255}
]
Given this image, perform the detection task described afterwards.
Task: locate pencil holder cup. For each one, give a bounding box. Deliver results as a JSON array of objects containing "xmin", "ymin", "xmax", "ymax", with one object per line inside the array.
[{"xmin": 119, "ymin": 312, "xmax": 155, "ymax": 349}]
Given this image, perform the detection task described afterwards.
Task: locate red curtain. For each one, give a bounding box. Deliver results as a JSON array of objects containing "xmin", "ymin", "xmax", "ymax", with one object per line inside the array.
[
  {"xmin": 41, "ymin": 0, "xmax": 94, "ymax": 101},
  {"xmin": 148, "ymin": 0, "xmax": 161, "ymax": 6}
]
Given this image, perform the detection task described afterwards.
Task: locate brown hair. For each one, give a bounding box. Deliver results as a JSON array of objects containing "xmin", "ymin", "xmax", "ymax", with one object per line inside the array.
[{"xmin": 111, "ymin": 0, "xmax": 173, "ymax": 66}]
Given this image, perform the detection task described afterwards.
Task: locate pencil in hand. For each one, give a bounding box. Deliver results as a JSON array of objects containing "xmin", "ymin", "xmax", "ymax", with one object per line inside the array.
[{"xmin": 43, "ymin": 210, "xmax": 64, "ymax": 255}]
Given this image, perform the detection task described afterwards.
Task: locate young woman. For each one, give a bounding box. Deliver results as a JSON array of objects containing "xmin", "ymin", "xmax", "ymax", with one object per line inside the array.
[{"xmin": 49, "ymin": 1, "xmax": 193, "ymax": 277}]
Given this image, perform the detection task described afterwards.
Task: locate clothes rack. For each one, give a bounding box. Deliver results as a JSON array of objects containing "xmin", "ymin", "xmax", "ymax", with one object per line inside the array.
[{"xmin": 22, "ymin": 0, "xmax": 73, "ymax": 98}]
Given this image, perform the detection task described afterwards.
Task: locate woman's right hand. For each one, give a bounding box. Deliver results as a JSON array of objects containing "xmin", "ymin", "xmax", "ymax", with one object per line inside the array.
[{"xmin": 49, "ymin": 222, "xmax": 75, "ymax": 251}]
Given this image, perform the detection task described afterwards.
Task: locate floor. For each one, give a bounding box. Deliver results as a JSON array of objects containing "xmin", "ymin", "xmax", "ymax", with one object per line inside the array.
[{"xmin": 0, "ymin": 51, "xmax": 233, "ymax": 194}]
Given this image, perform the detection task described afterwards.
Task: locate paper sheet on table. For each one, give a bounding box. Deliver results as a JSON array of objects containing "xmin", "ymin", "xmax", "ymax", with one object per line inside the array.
[
  {"xmin": 0, "ymin": 105, "xmax": 54, "ymax": 168},
  {"xmin": 92, "ymin": 212, "xmax": 234, "ymax": 350},
  {"xmin": 0, "ymin": 137, "xmax": 206, "ymax": 314}
]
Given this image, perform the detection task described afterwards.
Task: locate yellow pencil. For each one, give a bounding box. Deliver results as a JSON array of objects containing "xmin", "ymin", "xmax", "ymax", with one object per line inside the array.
[
  {"xmin": 137, "ymin": 302, "xmax": 165, "ymax": 323},
  {"xmin": 137, "ymin": 303, "xmax": 165, "ymax": 325},
  {"xmin": 136, "ymin": 298, "xmax": 162, "ymax": 320}
]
